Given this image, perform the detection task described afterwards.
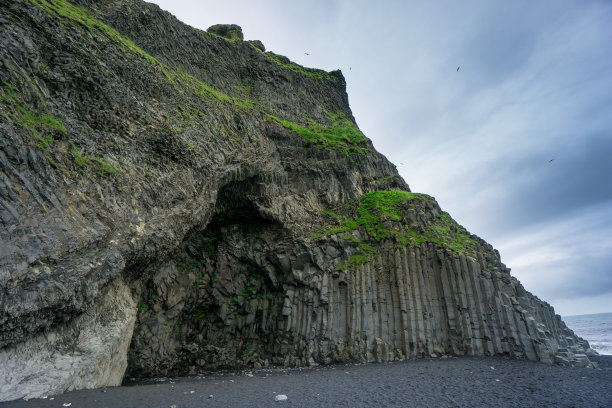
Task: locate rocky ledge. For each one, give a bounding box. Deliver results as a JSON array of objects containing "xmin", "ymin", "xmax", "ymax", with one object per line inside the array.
[{"xmin": 0, "ymin": 0, "xmax": 597, "ymax": 402}]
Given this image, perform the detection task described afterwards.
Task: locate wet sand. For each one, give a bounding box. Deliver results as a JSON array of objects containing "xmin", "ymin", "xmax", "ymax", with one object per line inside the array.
[{"xmin": 2, "ymin": 355, "xmax": 611, "ymax": 407}]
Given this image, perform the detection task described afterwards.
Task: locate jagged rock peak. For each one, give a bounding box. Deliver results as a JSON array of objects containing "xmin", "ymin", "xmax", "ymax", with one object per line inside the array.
[{"xmin": 207, "ymin": 23, "xmax": 244, "ymax": 40}]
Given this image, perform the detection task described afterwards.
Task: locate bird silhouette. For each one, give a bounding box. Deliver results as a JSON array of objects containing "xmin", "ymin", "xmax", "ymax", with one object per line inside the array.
[
  {"xmin": 457, "ymin": 66, "xmax": 460, "ymax": 71},
  {"xmin": 304, "ymin": 52, "xmax": 310, "ymax": 55},
  {"xmin": 549, "ymin": 159, "xmax": 555, "ymax": 163}
]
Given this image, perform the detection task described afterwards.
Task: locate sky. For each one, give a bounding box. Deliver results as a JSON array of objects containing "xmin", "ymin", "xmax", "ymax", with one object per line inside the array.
[{"xmin": 148, "ymin": 0, "xmax": 612, "ymax": 316}]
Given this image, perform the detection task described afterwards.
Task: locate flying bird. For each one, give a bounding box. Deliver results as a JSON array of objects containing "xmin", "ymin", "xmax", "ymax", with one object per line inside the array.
[
  {"xmin": 548, "ymin": 159, "xmax": 555, "ymax": 163},
  {"xmin": 304, "ymin": 52, "xmax": 310, "ymax": 55},
  {"xmin": 457, "ymin": 66, "xmax": 460, "ymax": 71}
]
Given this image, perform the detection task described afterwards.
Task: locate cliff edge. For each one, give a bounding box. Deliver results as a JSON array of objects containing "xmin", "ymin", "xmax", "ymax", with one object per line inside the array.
[{"xmin": 0, "ymin": 0, "xmax": 596, "ymax": 401}]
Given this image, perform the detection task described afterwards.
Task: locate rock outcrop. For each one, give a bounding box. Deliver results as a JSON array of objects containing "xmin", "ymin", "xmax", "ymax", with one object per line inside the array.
[
  {"xmin": 0, "ymin": 0, "xmax": 596, "ymax": 401},
  {"xmin": 207, "ymin": 24, "xmax": 244, "ymax": 40}
]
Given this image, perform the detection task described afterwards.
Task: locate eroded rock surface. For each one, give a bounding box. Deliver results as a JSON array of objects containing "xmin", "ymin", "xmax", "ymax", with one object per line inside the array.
[
  {"xmin": 0, "ymin": 0, "xmax": 595, "ymax": 401},
  {"xmin": 0, "ymin": 277, "xmax": 136, "ymax": 400}
]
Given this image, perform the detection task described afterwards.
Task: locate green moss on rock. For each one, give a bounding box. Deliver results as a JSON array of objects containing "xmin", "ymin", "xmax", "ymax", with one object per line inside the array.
[
  {"xmin": 28, "ymin": 0, "xmax": 177, "ymax": 83},
  {"xmin": 263, "ymin": 52, "xmax": 337, "ymax": 82},
  {"xmin": 324, "ymin": 191, "xmax": 428, "ymax": 239},
  {"xmin": 267, "ymin": 111, "xmax": 371, "ymax": 156},
  {"xmin": 69, "ymin": 141, "xmax": 119, "ymax": 176},
  {"xmin": 1, "ymin": 82, "xmax": 67, "ymax": 149},
  {"xmin": 395, "ymin": 211, "xmax": 478, "ymax": 256},
  {"xmin": 318, "ymin": 190, "xmax": 479, "ymax": 270}
]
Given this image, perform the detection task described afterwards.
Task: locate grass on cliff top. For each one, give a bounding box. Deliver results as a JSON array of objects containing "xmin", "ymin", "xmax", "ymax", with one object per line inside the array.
[
  {"xmin": 27, "ymin": 0, "xmax": 256, "ymax": 112},
  {"xmin": 26, "ymin": 0, "xmax": 367, "ymax": 158},
  {"xmin": 396, "ymin": 211, "xmax": 478, "ymax": 255},
  {"xmin": 324, "ymin": 191, "xmax": 429, "ymax": 240},
  {"xmin": 263, "ymin": 52, "xmax": 338, "ymax": 82},
  {"xmin": 168, "ymin": 69, "xmax": 257, "ymax": 113},
  {"xmin": 28, "ymin": 0, "xmax": 334, "ymax": 105},
  {"xmin": 29, "ymin": 0, "xmax": 152, "ymax": 60},
  {"xmin": 267, "ymin": 111, "xmax": 371, "ymax": 156},
  {"xmin": 315, "ymin": 190, "xmax": 479, "ymax": 270}
]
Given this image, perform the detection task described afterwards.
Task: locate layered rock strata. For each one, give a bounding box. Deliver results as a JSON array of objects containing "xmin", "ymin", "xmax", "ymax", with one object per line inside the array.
[{"xmin": 0, "ymin": 0, "xmax": 595, "ymax": 401}]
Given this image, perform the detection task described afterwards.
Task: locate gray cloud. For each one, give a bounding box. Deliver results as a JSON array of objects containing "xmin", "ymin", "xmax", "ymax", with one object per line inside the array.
[{"xmin": 466, "ymin": 133, "xmax": 612, "ymax": 234}]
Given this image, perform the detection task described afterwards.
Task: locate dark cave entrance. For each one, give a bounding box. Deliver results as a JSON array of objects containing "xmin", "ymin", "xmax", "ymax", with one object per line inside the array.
[{"xmin": 127, "ymin": 178, "xmax": 291, "ymax": 377}]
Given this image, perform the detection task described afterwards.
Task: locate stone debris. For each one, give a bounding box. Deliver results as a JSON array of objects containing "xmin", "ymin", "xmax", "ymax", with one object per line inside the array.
[{"xmin": 553, "ymin": 349, "xmax": 596, "ymax": 368}]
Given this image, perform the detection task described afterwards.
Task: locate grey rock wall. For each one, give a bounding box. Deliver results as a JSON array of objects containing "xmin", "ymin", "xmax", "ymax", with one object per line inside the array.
[
  {"xmin": 0, "ymin": 277, "xmax": 136, "ymax": 401},
  {"xmin": 126, "ymin": 195, "xmax": 595, "ymax": 378}
]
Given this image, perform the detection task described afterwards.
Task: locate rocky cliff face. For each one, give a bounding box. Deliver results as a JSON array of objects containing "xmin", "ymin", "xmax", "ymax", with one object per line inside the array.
[{"xmin": 0, "ymin": 0, "xmax": 596, "ymax": 401}]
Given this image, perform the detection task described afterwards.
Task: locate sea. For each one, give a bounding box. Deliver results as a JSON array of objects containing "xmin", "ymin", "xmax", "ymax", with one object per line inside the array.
[{"xmin": 563, "ymin": 312, "xmax": 612, "ymax": 356}]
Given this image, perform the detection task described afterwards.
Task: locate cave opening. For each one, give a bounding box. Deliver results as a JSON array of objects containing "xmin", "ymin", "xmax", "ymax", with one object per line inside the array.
[{"xmin": 126, "ymin": 179, "xmax": 292, "ymax": 377}]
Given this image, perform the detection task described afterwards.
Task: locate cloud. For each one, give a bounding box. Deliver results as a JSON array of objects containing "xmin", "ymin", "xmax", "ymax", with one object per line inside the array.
[
  {"xmin": 495, "ymin": 201, "xmax": 612, "ymax": 313},
  {"xmin": 554, "ymin": 293, "xmax": 612, "ymax": 317}
]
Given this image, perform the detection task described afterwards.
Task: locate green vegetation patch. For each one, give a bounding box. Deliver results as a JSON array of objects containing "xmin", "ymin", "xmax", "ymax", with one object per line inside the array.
[
  {"xmin": 263, "ymin": 52, "xmax": 337, "ymax": 82},
  {"xmin": 324, "ymin": 191, "xmax": 428, "ymax": 239},
  {"xmin": 69, "ymin": 141, "xmax": 119, "ymax": 176},
  {"xmin": 395, "ymin": 211, "xmax": 478, "ymax": 255},
  {"xmin": 267, "ymin": 111, "xmax": 371, "ymax": 156},
  {"xmin": 24, "ymin": 0, "xmax": 374, "ymax": 164},
  {"xmin": 1, "ymin": 82, "xmax": 67, "ymax": 149},
  {"xmin": 168, "ymin": 68, "xmax": 256, "ymax": 113},
  {"xmin": 28, "ymin": 0, "xmax": 175, "ymax": 82},
  {"xmin": 28, "ymin": 0, "xmax": 259, "ymax": 119},
  {"xmin": 29, "ymin": 0, "xmax": 260, "ymax": 111},
  {"xmin": 204, "ymin": 30, "xmax": 242, "ymax": 44},
  {"xmin": 317, "ymin": 191, "xmax": 478, "ymax": 270}
]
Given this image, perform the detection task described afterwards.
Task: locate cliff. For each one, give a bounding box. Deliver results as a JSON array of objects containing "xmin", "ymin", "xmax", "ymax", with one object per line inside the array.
[{"xmin": 0, "ymin": 0, "xmax": 596, "ymax": 401}]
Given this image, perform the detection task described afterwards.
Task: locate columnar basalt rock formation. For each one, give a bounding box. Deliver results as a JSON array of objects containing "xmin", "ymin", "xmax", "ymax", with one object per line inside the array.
[{"xmin": 0, "ymin": 0, "xmax": 596, "ymax": 401}]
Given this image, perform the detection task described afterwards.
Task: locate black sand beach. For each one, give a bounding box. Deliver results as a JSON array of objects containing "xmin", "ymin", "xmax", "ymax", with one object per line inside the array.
[{"xmin": 2, "ymin": 355, "xmax": 611, "ymax": 408}]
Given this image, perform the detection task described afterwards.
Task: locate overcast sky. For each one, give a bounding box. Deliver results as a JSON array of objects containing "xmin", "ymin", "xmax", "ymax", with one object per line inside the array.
[{"xmin": 148, "ymin": 0, "xmax": 612, "ymax": 316}]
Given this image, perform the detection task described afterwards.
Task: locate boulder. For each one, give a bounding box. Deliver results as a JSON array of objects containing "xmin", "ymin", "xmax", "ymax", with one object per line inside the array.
[
  {"xmin": 249, "ymin": 39, "xmax": 266, "ymax": 51},
  {"xmin": 207, "ymin": 24, "xmax": 244, "ymax": 40}
]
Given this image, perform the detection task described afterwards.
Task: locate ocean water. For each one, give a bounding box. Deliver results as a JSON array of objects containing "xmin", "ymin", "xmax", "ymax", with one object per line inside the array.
[{"xmin": 563, "ymin": 312, "xmax": 612, "ymax": 356}]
